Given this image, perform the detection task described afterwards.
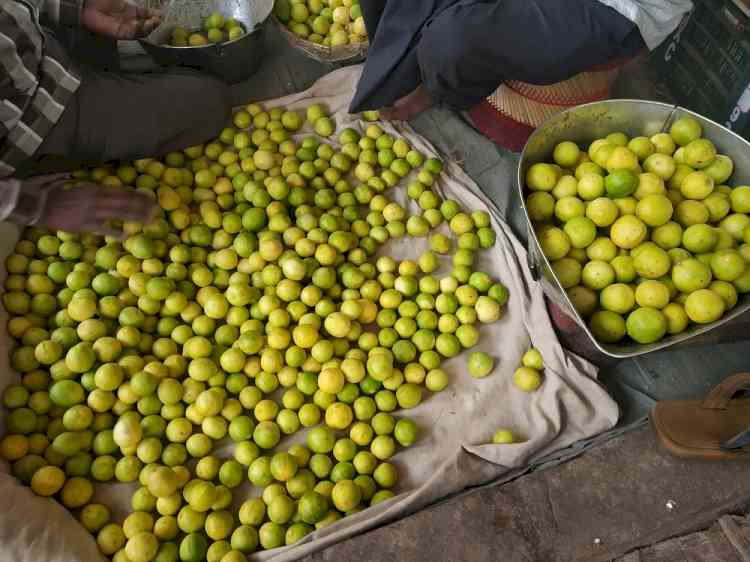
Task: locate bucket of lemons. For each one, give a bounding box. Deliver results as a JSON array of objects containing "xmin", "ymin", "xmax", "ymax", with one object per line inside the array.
[
  {"xmin": 136, "ymin": 0, "xmax": 274, "ymax": 84},
  {"xmin": 273, "ymin": 0, "xmax": 368, "ymax": 63},
  {"xmin": 519, "ymin": 100, "xmax": 750, "ymax": 358}
]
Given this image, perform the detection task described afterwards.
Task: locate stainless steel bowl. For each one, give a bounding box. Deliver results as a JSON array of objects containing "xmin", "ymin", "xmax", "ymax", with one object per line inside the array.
[
  {"xmin": 136, "ymin": 0, "xmax": 274, "ymax": 83},
  {"xmin": 518, "ymin": 99, "xmax": 750, "ymax": 358}
]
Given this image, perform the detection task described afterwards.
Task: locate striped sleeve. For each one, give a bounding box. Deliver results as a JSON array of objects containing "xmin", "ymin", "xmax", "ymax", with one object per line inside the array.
[
  {"xmin": 0, "ymin": 2, "xmax": 42, "ymax": 138},
  {"xmin": 0, "ymin": 0, "xmax": 80, "ymax": 178}
]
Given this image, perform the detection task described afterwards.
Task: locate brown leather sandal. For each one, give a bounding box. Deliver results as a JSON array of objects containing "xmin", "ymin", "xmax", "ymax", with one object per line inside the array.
[{"xmin": 650, "ymin": 373, "xmax": 750, "ymax": 460}]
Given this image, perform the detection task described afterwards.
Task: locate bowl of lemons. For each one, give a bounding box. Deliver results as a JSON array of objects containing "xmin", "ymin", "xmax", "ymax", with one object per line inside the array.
[
  {"xmin": 518, "ymin": 99, "xmax": 750, "ymax": 358},
  {"xmin": 137, "ymin": 0, "xmax": 274, "ymax": 83},
  {"xmin": 272, "ymin": 0, "xmax": 368, "ymax": 63}
]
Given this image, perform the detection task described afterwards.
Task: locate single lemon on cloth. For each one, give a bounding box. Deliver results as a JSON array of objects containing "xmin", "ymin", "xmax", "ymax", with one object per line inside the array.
[
  {"xmin": 148, "ymin": 466, "xmax": 179, "ymax": 498},
  {"xmin": 522, "ymin": 348, "xmax": 544, "ymax": 370},
  {"xmin": 492, "ymin": 429, "xmax": 517, "ymax": 444},
  {"xmin": 513, "ymin": 367, "xmax": 542, "ymax": 392},
  {"xmin": 467, "ymin": 351, "xmax": 494, "ymax": 378},
  {"xmin": 331, "ymin": 479, "xmax": 362, "ymax": 512},
  {"xmin": 125, "ymin": 532, "xmax": 159, "ymax": 562},
  {"xmin": 31, "ymin": 465, "xmax": 66, "ymax": 496},
  {"xmin": 298, "ymin": 491, "xmax": 329, "ymax": 525}
]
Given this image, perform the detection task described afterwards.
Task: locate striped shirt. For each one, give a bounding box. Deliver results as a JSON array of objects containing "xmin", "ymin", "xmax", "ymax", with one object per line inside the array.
[{"xmin": 0, "ymin": 0, "xmax": 82, "ymax": 222}]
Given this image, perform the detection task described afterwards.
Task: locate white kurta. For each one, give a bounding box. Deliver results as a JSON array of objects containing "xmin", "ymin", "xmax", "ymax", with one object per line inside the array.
[{"xmin": 597, "ymin": 0, "xmax": 694, "ymax": 50}]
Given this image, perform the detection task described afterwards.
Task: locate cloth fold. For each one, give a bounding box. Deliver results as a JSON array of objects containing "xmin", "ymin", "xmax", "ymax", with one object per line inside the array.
[{"xmin": 0, "ymin": 65, "xmax": 619, "ymax": 562}]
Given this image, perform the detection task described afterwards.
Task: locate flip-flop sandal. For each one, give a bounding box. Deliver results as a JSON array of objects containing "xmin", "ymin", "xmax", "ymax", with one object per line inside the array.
[{"xmin": 650, "ymin": 373, "xmax": 750, "ymax": 460}]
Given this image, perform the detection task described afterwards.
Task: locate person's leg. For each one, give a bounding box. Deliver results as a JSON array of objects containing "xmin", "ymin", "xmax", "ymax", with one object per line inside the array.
[
  {"xmin": 39, "ymin": 66, "xmax": 231, "ymax": 162},
  {"xmin": 416, "ymin": 0, "xmax": 645, "ymax": 110},
  {"xmin": 52, "ymin": 26, "xmax": 120, "ymax": 71}
]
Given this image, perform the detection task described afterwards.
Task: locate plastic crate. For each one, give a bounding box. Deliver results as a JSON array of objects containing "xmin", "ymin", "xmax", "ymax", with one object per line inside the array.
[{"xmin": 650, "ymin": 0, "xmax": 750, "ymax": 139}]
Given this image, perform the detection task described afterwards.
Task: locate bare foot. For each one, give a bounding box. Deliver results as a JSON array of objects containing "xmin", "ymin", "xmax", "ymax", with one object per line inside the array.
[{"xmin": 379, "ymin": 84, "xmax": 433, "ymax": 121}]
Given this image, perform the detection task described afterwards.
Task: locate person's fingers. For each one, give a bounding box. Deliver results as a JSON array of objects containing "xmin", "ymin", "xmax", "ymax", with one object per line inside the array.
[
  {"xmin": 140, "ymin": 16, "xmax": 161, "ymax": 36},
  {"xmin": 379, "ymin": 106, "xmax": 408, "ymax": 121},
  {"xmin": 134, "ymin": 3, "xmax": 151, "ymax": 18},
  {"xmin": 85, "ymin": 219, "xmax": 123, "ymax": 239},
  {"xmin": 94, "ymin": 193, "xmax": 159, "ymax": 223},
  {"xmin": 93, "ymin": 202, "xmax": 155, "ymax": 224},
  {"xmin": 379, "ymin": 107, "xmax": 396, "ymax": 120}
]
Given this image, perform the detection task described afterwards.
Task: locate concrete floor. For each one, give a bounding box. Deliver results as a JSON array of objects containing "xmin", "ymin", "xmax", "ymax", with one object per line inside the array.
[{"xmin": 122, "ymin": 27, "xmax": 750, "ymax": 559}]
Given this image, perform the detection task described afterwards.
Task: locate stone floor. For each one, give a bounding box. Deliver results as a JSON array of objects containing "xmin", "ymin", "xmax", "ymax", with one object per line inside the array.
[
  {"xmin": 121, "ymin": 26, "xmax": 750, "ymax": 560},
  {"xmin": 303, "ymin": 427, "xmax": 750, "ymax": 562}
]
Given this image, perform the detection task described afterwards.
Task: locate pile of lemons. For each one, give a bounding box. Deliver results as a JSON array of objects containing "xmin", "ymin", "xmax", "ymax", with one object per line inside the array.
[
  {"xmin": 169, "ymin": 12, "xmax": 246, "ymax": 48},
  {"xmin": 0, "ymin": 100, "xmax": 510, "ymax": 561},
  {"xmin": 274, "ymin": 0, "xmax": 367, "ymax": 47}
]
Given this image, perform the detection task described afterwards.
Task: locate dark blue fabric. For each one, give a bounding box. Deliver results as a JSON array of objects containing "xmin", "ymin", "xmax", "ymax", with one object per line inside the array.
[{"xmin": 350, "ymin": 0, "xmax": 645, "ymax": 113}]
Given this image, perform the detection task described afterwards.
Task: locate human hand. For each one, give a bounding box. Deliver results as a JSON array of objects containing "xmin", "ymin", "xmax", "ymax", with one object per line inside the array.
[
  {"xmin": 81, "ymin": 0, "xmax": 162, "ymax": 40},
  {"xmin": 37, "ymin": 181, "xmax": 159, "ymax": 238},
  {"xmin": 379, "ymin": 84, "xmax": 434, "ymax": 122}
]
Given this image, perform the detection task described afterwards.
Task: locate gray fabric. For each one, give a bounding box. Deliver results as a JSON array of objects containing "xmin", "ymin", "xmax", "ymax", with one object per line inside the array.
[{"xmin": 597, "ymin": 0, "xmax": 693, "ymax": 49}]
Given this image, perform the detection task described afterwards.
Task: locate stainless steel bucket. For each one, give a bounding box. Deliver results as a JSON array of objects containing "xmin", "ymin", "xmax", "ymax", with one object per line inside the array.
[{"xmin": 518, "ymin": 99, "xmax": 750, "ymax": 358}]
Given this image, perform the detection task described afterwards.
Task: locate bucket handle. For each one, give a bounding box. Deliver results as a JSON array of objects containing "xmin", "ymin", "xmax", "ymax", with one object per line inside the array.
[{"xmin": 526, "ymin": 229, "xmax": 541, "ymax": 281}]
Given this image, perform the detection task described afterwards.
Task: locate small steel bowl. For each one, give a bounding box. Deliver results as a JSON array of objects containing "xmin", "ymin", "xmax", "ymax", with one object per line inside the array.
[{"xmin": 136, "ymin": 0, "xmax": 274, "ymax": 83}]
